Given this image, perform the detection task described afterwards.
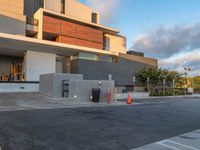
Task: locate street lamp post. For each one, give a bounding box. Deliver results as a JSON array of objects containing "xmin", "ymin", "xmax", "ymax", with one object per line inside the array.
[
  {"xmin": 147, "ymin": 77, "xmax": 150, "ymax": 93},
  {"xmin": 173, "ymin": 79, "xmax": 175, "ymax": 96},
  {"xmin": 132, "ymin": 76, "xmax": 136, "ymax": 92},
  {"xmin": 184, "ymin": 67, "xmax": 191, "ymax": 95},
  {"xmin": 163, "ymin": 78, "xmax": 166, "ymax": 96}
]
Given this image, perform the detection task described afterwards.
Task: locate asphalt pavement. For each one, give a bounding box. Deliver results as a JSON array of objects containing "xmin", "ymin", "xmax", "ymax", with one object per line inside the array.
[{"xmin": 0, "ymin": 96, "xmax": 200, "ymax": 150}]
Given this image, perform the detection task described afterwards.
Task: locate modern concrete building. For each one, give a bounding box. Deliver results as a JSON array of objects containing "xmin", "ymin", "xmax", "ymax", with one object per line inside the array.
[{"xmin": 0, "ymin": 0, "xmax": 157, "ymax": 92}]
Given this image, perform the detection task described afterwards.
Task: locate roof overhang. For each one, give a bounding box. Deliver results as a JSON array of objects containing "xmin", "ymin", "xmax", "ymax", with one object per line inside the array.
[{"xmin": 0, "ymin": 32, "xmax": 118, "ymax": 56}]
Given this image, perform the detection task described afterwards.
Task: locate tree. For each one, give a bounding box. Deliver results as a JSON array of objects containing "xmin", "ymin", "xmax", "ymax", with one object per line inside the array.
[
  {"xmin": 193, "ymin": 76, "xmax": 200, "ymax": 90},
  {"xmin": 136, "ymin": 67, "xmax": 181, "ymax": 85}
]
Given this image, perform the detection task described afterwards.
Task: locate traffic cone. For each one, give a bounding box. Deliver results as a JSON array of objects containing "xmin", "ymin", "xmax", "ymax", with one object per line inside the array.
[{"xmin": 127, "ymin": 94, "xmax": 132, "ymax": 105}]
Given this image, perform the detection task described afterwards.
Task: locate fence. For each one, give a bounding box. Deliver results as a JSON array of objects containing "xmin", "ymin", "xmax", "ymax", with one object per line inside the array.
[{"xmin": 124, "ymin": 80, "xmax": 193, "ymax": 96}]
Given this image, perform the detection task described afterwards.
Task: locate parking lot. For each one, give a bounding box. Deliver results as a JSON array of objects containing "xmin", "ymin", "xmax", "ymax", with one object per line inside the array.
[{"xmin": 0, "ymin": 93, "xmax": 200, "ymax": 150}]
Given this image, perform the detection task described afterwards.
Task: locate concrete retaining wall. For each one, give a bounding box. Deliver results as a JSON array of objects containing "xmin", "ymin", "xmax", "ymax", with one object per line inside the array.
[
  {"xmin": 39, "ymin": 73, "xmax": 115, "ymax": 101},
  {"xmin": 116, "ymin": 92, "xmax": 149, "ymax": 100},
  {"xmin": 69, "ymin": 80, "xmax": 114, "ymax": 101},
  {"xmin": 0, "ymin": 83, "xmax": 39, "ymax": 92},
  {"xmin": 39, "ymin": 73, "xmax": 83, "ymax": 97}
]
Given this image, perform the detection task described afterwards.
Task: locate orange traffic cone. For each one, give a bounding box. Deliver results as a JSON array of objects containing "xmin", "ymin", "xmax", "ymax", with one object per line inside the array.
[{"xmin": 127, "ymin": 94, "xmax": 132, "ymax": 104}]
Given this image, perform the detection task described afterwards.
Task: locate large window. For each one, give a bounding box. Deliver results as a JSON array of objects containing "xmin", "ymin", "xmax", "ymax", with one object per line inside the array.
[{"xmin": 72, "ymin": 52, "xmax": 99, "ymax": 61}]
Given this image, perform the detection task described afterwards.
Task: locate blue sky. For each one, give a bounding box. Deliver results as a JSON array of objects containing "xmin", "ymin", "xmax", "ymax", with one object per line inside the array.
[{"xmin": 80, "ymin": 0, "xmax": 200, "ymax": 76}]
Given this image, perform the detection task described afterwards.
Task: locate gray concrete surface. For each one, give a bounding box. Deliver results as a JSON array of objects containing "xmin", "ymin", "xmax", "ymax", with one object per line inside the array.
[
  {"xmin": 70, "ymin": 58, "xmax": 153, "ymax": 86},
  {"xmin": 39, "ymin": 73, "xmax": 83, "ymax": 97},
  {"xmin": 131, "ymin": 129, "xmax": 200, "ymax": 150},
  {"xmin": 0, "ymin": 94, "xmax": 200, "ymax": 150},
  {"xmin": 0, "ymin": 83, "xmax": 39, "ymax": 92},
  {"xmin": 69, "ymin": 80, "xmax": 114, "ymax": 101},
  {"xmin": 0, "ymin": 92, "xmax": 126, "ymax": 112},
  {"xmin": 40, "ymin": 73, "xmax": 115, "ymax": 101},
  {"xmin": 0, "ymin": 14, "xmax": 26, "ymax": 36}
]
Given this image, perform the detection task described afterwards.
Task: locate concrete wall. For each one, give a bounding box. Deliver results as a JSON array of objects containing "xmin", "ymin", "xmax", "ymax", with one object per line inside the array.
[
  {"xmin": 105, "ymin": 34, "xmax": 126, "ymax": 54},
  {"xmin": 116, "ymin": 92, "xmax": 149, "ymax": 100},
  {"xmin": 0, "ymin": 0, "xmax": 24, "ymax": 15},
  {"xmin": 0, "ymin": 0, "xmax": 26, "ymax": 35},
  {"xmin": 0, "ymin": 83, "xmax": 39, "ymax": 92},
  {"xmin": 39, "ymin": 73, "xmax": 114, "ymax": 101},
  {"xmin": 39, "ymin": 73, "xmax": 83, "ymax": 97},
  {"xmin": 71, "ymin": 58, "xmax": 153, "ymax": 86},
  {"xmin": 0, "ymin": 10, "xmax": 26, "ymax": 35},
  {"xmin": 65, "ymin": 0, "xmax": 92, "ymax": 22},
  {"xmin": 69, "ymin": 80, "xmax": 114, "ymax": 101},
  {"xmin": 44, "ymin": 0, "xmax": 61, "ymax": 14},
  {"xmin": 24, "ymin": 51, "xmax": 56, "ymax": 81}
]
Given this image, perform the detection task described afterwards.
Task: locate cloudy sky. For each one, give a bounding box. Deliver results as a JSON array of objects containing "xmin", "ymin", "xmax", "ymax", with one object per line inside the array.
[{"xmin": 80, "ymin": 0, "xmax": 200, "ymax": 76}]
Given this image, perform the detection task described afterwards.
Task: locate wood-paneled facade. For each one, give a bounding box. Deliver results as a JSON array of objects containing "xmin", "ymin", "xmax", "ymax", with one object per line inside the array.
[{"xmin": 43, "ymin": 15, "xmax": 103, "ymax": 49}]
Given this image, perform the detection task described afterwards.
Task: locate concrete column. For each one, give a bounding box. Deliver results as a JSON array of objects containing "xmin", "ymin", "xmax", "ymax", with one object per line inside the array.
[
  {"xmin": 63, "ymin": 56, "xmax": 71, "ymax": 73},
  {"xmin": 24, "ymin": 51, "xmax": 56, "ymax": 81}
]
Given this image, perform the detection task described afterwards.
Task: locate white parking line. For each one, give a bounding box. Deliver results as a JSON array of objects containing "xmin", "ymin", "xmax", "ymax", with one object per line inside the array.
[
  {"xmin": 157, "ymin": 140, "xmax": 200, "ymax": 150},
  {"xmin": 157, "ymin": 141, "xmax": 181, "ymax": 150}
]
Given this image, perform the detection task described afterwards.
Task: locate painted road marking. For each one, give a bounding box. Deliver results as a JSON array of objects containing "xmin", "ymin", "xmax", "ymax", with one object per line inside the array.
[
  {"xmin": 157, "ymin": 140, "xmax": 200, "ymax": 150},
  {"xmin": 130, "ymin": 129, "xmax": 200, "ymax": 150},
  {"xmin": 157, "ymin": 141, "xmax": 180, "ymax": 150}
]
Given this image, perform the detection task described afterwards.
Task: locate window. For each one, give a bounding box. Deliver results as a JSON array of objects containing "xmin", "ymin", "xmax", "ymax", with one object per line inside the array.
[
  {"xmin": 103, "ymin": 36, "xmax": 110, "ymax": 50},
  {"xmin": 61, "ymin": 0, "xmax": 65, "ymax": 14},
  {"xmin": 92, "ymin": 13, "xmax": 98, "ymax": 23},
  {"xmin": 73, "ymin": 52, "xmax": 99, "ymax": 61}
]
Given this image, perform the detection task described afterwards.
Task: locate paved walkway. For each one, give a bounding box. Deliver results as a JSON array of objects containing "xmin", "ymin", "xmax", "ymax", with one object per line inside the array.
[
  {"xmin": 0, "ymin": 92, "xmax": 128, "ymax": 111},
  {"xmin": 132, "ymin": 129, "xmax": 200, "ymax": 150},
  {"xmin": 0, "ymin": 92, "xmax": 199, "ymax": 112}
]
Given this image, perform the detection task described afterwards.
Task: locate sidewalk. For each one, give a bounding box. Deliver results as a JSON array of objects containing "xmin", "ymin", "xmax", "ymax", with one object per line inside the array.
[
  {"xmin": 131, "ymin": 129, "xmax": 200, "ymax": 150},
  {"xmin": 0, "ymin": 92, "xmax": 130, "ymax": 112}
]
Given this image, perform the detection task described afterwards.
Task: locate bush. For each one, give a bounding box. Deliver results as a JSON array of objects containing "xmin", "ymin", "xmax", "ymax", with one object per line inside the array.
[{"xmin": 150, "ymin": 88, "xmax": 191, "ymax": 96}]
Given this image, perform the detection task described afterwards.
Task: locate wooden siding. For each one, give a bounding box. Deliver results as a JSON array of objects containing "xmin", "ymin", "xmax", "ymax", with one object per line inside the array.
[{"xmin": 43, "ymin": 15, "xmax": 103, "ymax": 49}]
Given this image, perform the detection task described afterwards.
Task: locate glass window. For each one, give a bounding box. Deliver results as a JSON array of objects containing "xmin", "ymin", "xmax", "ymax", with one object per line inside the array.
[
  {"xmin": 61, "ymin": 0, "xmax": 65, "ymax": 14},
  {"xmin": 92, "ymin": 13, "xmax": 98, "ymax": 23},
  {"xmin": 73, "ymin": 52, "xmax": 99, "ymax": 61},
  {"xmin": 103, "ymin": 37, "xmax": 110, "ymax": 50}
]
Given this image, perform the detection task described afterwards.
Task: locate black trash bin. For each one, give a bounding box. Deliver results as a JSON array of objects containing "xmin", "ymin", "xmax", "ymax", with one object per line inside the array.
[{"xmin": 92, "ymin": 88, "xmax": 100, "ymax": 102}]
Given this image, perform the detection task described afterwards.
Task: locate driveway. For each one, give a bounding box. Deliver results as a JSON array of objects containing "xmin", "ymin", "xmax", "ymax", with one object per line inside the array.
[{"xmin": 0, "ymin": 93, "xmax": 200, "ymax": 150}]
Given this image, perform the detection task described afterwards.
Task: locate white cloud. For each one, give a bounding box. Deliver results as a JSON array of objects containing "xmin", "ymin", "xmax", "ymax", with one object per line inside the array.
[
  {"xmin": 131, "ymin": 23, "xmax": 200, "ymax": 59},
  {"xmin": 130, "ymin": 23, "xmax": 200, "ymax": 76},
  {"xmin": 85, "ymin": 0, "xmax": 121, "ymax": 25},
  {"xmin": 159, "ymin": 49, "xmax": 200, "ymax": 76}
]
